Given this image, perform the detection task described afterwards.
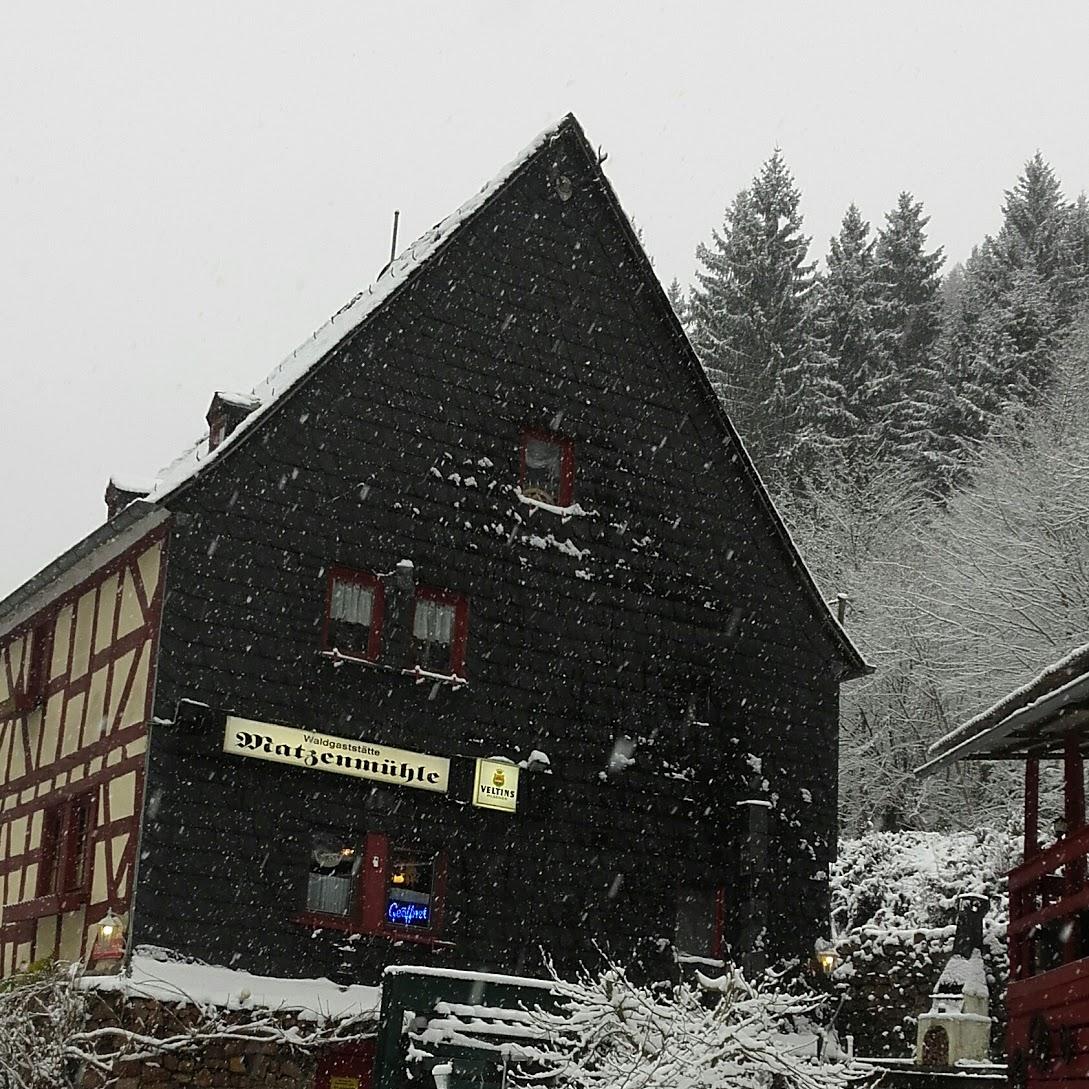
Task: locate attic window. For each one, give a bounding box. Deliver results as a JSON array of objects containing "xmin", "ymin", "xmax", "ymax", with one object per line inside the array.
[
  {"xmin": 412, "ymin": 588, "xmax": 468, "ymax": 677},
  {"xmin": 324, "ymin": 569, "xmax": 384, "ymax": 661},
  {"xmin": 206, "ymin": 392, "xmax": 260, "ymax": 453},
  {"xmin": 520, "ymin": 431, "xmax": 574, "ymax": 506}
]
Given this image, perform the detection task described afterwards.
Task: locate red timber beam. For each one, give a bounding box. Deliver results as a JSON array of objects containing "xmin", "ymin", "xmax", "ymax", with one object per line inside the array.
[{"xmin": 1065, "ymin": 733, "xmax": 1086, "ymax": 963}]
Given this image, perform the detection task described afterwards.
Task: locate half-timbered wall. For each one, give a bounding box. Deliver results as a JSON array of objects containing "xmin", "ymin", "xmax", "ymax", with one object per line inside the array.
[{"xmin": 0, "ymin": 531, "xmax": 165, "ymax": 975}]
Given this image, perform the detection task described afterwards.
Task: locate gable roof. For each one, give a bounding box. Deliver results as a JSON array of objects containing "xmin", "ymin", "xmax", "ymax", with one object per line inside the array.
[{"xmin": 0, "ymin": 114, "xmax": 870, "ymax": 680}]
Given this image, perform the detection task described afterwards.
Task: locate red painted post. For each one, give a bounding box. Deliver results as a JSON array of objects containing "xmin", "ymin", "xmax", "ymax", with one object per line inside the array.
[
  {"xmin": 1064, "ymin": 734, "xmax": 1085, "ymax": 963},
  {"xmin": 1066, "ymin": 734, "xmax": 1086, "ymax": 835},
  {"xmin": 1025, "ymin": 757, "xmax": 1040, "ymax": 860}
]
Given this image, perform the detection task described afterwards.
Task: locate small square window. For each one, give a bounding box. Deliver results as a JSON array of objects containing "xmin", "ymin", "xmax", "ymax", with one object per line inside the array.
[
  {"xmin": 675, "ymin": 886, "xmax": 724, "ymax": 960},
  {"xmin": 324, "ymin": 569, "xmax": 384, "ymax": 661},
  {"xmin": 307, "ymin": 834, "xmax": 359, "ymax": 917},
  {"xmin": 411, "ymin": 589, "xmax": 468, "ymax": 677},
  {"xmin": 385, "ymin": 848, "xmax": 437, "ymax": 929},
  {"xmin": 520, "ymin": 431, "xmax": 574, "ymax": 507}
]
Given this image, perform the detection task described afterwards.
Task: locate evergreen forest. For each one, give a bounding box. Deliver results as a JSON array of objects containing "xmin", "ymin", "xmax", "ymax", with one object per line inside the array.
[{"xmin": 669, "ymin": 152, "xmax": 1089, "ymax": 835}]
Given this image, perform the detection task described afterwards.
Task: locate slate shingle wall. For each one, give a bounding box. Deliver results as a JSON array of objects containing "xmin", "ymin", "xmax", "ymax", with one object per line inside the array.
[{"xmin": 133, "ymin": 126, "xmax": 842, "ymax": 983}]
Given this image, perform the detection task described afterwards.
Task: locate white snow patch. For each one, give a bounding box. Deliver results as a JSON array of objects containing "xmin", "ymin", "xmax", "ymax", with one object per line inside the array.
[{"xmin": 80, "ymin": 949, "xmax": 380, "ymax": 1022}]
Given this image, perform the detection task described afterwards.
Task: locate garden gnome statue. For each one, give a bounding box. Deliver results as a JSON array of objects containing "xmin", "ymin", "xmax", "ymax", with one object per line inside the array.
[{"xmin": 915, "ymin": 893, "xmax": 991, "ymax": 1066}]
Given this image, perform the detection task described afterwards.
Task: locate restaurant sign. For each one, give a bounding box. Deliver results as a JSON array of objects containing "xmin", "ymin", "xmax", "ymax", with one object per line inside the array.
[
  {"xmin": 472, "ymin": 757, "xmax": 520, "ymax": 813},
  {"xmin": 223, "ymin": 716, "xmax": 450, "ymax": 793}
]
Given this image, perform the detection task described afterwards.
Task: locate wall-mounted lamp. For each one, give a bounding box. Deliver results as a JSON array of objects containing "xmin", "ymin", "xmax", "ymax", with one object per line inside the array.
[
  {"xmin": 87, "ymin": 909, "xmax": 126, "ymax": 974},
  {"xmin": 814, "ymin": 938, "xmax": 841, "ymax": 976}
]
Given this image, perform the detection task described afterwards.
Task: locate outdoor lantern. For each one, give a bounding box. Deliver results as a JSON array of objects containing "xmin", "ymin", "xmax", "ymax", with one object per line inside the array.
[
  {"xmin": 88, "ymin": 910, "xmax": 126, "ymax": 972},
  {"xmin": 814, "ymin": 938, "xmax": 840, "ymax": 976}
]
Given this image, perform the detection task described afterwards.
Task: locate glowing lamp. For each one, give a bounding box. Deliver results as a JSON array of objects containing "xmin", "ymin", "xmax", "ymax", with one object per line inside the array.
[
  {"xmin": 89, "ymin": 910, "xmax": 126, "ymax": 971},
  {"xmin": 814, "ymin": 939, "xmax": 840, "ymax": 976}
]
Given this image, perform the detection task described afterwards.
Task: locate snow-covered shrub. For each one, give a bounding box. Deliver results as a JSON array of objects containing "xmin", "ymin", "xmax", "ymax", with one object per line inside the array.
[
  {"xmin": 831, "ymin": 829, "xmax": 1013, "ymax": 1058},
  {"xmin": 0, "ymin": 965, "xmax": 84, "ymax": 1088},
  {"xmin": 510, "ymin": 966, "xmax": 875, "ymax": 1089}
]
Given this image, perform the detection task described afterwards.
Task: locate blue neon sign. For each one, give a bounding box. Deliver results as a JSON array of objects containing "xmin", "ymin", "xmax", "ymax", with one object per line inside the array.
[{"xmin": 386, "ymin": 898, "xmax": 431, "ymax": 928}]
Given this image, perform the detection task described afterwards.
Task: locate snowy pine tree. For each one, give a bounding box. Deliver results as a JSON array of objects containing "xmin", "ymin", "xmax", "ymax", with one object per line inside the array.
[
  {"xmin": 665, "ymin": 276, "xmax": 689, "ymax": 328},
  {"xmin": 871, "ymin": 192, "xmax": 945, "ymax": 469},
  {"xmin": 688, "ymin": 151, "xmax": 821, "ymax": 482},
  {"xmin": 937, "ymin": 155, "xmax": 1085, "ymax": 457},
  {"xmin": 809, "ymin": 205, "xmax": 891, "ymax": 467}
]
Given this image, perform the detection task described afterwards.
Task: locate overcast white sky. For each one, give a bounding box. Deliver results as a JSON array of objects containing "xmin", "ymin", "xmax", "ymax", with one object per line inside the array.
[{"xmin": 3, "ymin": 2, "xmax": 1089, "ymax": 599}]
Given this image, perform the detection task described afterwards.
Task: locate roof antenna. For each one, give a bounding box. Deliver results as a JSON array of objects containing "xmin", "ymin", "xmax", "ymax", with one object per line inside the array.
[{"xmin": 389, "ymin": 210, "xmax": 400, "ymax": 264}]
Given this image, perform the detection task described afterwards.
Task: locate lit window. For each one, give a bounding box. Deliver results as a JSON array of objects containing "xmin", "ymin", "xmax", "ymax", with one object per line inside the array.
[
  {"xmin": 520, "ymin": 432, "xmax": 574, "ymax": 506},
  {"xmin": 675, "ymin": 886, "xmax": 723, "ymax": 960},
  {"xmin": 412, "ymin": 590, "xmax": 468, "ymax": 676},
  {"xmin": 325, "ymin": 569, "xmax": 383, "ymax": 661},
  {"xmin": 385, "ymin": 848, "xmax": 437, "ymax": 929},
  {"xmin": 307, "ymin": 834, "xmax": 359, "ymax": 917}
]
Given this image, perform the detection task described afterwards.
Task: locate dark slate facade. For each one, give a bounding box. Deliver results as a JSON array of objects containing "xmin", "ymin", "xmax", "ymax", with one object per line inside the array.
[{"xmin": 129, "ymin": 115, "xmax": 866, "ymax": 985}]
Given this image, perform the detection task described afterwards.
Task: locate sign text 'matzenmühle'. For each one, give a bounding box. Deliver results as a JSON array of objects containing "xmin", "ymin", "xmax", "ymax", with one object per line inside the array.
[{"xmin": 222, "ymin": 716, "xmax": 450, "ymax": 792}]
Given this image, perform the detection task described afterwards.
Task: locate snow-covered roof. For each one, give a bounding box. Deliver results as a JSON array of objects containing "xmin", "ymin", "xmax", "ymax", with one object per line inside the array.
[
  {"xmin": 142, "ymin": 116, "xmax": 570, "ymax": 508},
  {"xmin": 937, "ymin": 949, "xmax": 989, "ymax": 1001},
  {"xmin": 81, "ymin": 949, "xmax": 380, "ymax": 1022},
  {"xmin": 919, "ymin": 641, "xmax": 1089, "ymax": 775},
  {"xmin": 0, "ymin": 112, "xmax": 869, "ymax": 679}
]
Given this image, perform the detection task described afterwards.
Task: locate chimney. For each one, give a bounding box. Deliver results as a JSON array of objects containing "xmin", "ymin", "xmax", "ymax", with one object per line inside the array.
[
  {"xmin": 951, "ymin": 893, "xmax": 988, "ymax": 959},
  {"xmin": 380, "ymin": 559, "xmax": 416, "ymax": 665},
  {"xmin": 915, "ymin": 893, "xmax": 992, "ymax": 1066},
  {"xmin": 105, "ymin": 477, "xmax": 152, "ymax": 520},
  {"xmin": 206, "ymin": 392, "xmax": 260, "ymax": 453}
]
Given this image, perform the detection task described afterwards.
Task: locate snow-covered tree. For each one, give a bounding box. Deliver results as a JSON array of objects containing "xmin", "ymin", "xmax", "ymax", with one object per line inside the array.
[
  {"xmin": 666, "ymin": 276, "xmax": 689, "ymax": 328},
  {"xmin": 507, "ymin": 966, "xmax": 874, "ymax": 1089},
  {"xmin": 871, "ymin": 192, "xmax": 945, "ymax": 469},
  {"xmin": 689, "ymin": 151, "xmax": 822, "ymax": 483}
]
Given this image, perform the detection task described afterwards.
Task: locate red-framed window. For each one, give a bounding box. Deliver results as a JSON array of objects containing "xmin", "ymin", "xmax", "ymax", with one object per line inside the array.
[
  {"xmin": 37, "ymin": 794, "xmax": 95, "ymax": 901},
  {"xmin": 411, "ymin": 587, "xmax": 469, "ymax": 677},
  {"xmin": 12, "ymin": 619, "xmax": 53, "ymax": 714},
  {"xmin": 519, "ymin": 430, "xmax": 575, "ymax": 507},
  {"xmin": 296, "ymin": 831, "xmax": 447, "ymax": 943},
  {"xmin": 675, "ymin": 885, "xmax": 725, "ymax": 961},
  {"xmin": 322, "ymin": 567, "xmax": 385, "ymax": 662}
]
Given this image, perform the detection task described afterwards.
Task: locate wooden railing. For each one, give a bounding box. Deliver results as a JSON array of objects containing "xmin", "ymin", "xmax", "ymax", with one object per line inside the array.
[{"xmin": 1009, "ymin": 821, "xmax": 1089, "ymax": 980}]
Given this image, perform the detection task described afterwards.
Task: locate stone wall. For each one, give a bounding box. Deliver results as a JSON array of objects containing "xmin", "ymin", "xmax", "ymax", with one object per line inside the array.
[{"xmin": 72, "ymin": 992, "xmax": 368, "ymax": 1089}]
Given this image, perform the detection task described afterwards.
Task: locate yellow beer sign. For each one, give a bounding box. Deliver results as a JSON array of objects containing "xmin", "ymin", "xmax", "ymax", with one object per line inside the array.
[
  {"xmin": 223, "ymin": 717, "xmax": 450, "ymax": 793},
  {"xmin": 472, "ymin": 757, "xmax": 520, "ymax": 813}
]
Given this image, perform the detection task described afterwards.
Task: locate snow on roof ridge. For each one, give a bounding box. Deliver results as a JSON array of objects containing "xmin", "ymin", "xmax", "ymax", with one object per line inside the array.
[
  {"xmin": 928, "ymin": 640, "xmax": 1089, "ymax": 758},
  {"xmin": 143, "ymin": 115, "xmax": 572, "ymax": 506},
  {"xmin": 212, "ymin": 390, "xmax": 262, "ymax": 409}
]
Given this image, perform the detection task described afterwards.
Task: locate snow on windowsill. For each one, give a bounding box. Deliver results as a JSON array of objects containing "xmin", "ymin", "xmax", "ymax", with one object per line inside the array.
[
  {"xmin": 79, "ymin": 949, "xmax": 380, "ymax": 1023},
  {"xmin": 319, "ymin": 651, "xmax": 468, "ymax": 688},
  {"xmin": 515, "ymin": 489, "xmax": 598, "ymax": 519},
  {"xmin": 403, "ymin": 665, "xmax": 468, "ymax": 688}
]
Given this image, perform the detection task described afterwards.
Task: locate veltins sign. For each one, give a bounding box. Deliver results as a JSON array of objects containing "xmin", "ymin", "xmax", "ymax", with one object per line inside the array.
[
  {"xmin": 473, "ymin": 757, "xmax": 520, "ymax": 813},
  {"xmin": 223, "ymin": 716, "xmax": 450, "ymax": 793}
]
